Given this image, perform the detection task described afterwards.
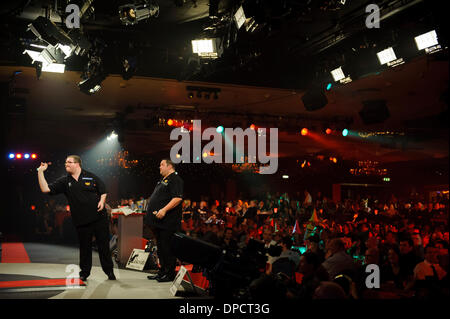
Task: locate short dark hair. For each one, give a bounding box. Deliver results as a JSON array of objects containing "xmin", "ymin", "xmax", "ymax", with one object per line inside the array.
[
  {"xmin": 67, "ymin": 155, "xmax": 82, "ymax": 168},
  {"xmin": 162, "ymin": 158, "xmax": 176, "ymax": 169}
]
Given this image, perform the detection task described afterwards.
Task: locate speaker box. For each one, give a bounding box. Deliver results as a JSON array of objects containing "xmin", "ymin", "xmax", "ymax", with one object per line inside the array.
[
  {"xmin": 359, "ymin": 100, "xmax": 390, "ymax": 124},
  {"xmin": 170, "ymin": 232, "xmax": 222, "ymax": 268},
  {"xmin": 302, "ymin": 89, "xmax": 328, "ymax": 111}
]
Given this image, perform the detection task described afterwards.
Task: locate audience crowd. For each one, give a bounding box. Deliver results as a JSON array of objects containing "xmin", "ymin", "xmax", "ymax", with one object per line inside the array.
[{"xmin": 33, "ymin": 189, "xmax": 449, "ymax": 299}]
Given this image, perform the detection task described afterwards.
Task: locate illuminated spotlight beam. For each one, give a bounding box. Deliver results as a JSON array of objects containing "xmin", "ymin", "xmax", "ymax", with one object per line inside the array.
[{"xmin": 81, "ymin": 133, "xmax": 123, "ymax": 171}]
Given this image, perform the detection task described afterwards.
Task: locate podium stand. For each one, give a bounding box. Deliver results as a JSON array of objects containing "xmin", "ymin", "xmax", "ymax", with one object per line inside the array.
[{"xmin": 115, "ymin": 213, "xmax": 145, "ymax": 266}]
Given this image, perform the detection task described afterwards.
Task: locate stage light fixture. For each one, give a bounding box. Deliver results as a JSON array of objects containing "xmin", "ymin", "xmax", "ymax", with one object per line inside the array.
[
  {"xmin": 415, "ymin": 30, "xmax": 441, "ymax": 54},
  {"xmin": 31, "ymin": 154, "xmax": 37, "ymax": 159},
  {"xmin": 167, "ymin": 119, "xmax": 174, "ymax": 126},
  {"xmin": 234, "ymin": 6, "xmax": 246, "ymax": 30},
  {"xmin": 326, "ymin": 83, "xmax": 332, "ymax": 91},
  {"xmin": 9, "ymin": 153, "xmax": 15, "ymax": 159},
  {"xmin": 191, "ymin": 38, "xmax": 223, "ymax": 59},
  {"xmin": 107, "ymin": 131, "xmax": 118, "ymax": 140},
  {"xmin": 24, "ymin": 154, "xmax": 30, "ymax": 159},
  {"xmin": 331, "ymin": 67, "xmax": 345, "ymax": 82},
  {"xmin": 342, "ymin": 129, "xmax": 349, "ymax": 136},
  {"xmin": 377, "ymin": 47, "xmax": 397, "ymax": 65},
  {"xmin": 16, "ymin": 154, "xmax": 22, "ymax": 159},
  {"xmin": 24, "ymin": 16, "xmax": 92, "ymax": 74},
  {"xmin": 325, "ymin": 128, "xmax": 332, "ymax": 135},
  {"xmin": 415, "ymin": 30, "xmax": 438, "ymax": 50},
  {"xmin": 301, "ymin": 128, "xmax": 308, "ymax": 136},
  {"xmin": 119, "ymin": 1, "xmax": 160, "ymax": 25}
]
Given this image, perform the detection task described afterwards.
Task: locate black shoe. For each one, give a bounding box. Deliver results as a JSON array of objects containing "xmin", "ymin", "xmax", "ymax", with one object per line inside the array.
[
  {"xmin": 156, "ymin": 273, "xmax": 176, "ymax": 283},
  {"xmin": 147, "ymin": 272, "xmax": 163, "ymax": 280},
  {"xmin": 79, "ymin": 275, "xmax": 88, "ymax": 282},
  {"xmin": 107, "ymin": 272, "xmax": 116, "ymax": 280}
]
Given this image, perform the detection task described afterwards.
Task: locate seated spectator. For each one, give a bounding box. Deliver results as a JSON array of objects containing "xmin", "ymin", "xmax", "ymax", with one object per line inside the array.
[
  {"xmin": 411, "ymin": 243, "xmax": 447, "ymax": 298},
  {"xmin": 322, "ymin": 238, "xmax": 357, "ymax": 279},
  {"xmin": 220, "ymin": 227, "xmax": 238, "ymax": 252},
  {"xmin": 292, "ymin": 252, "xmax": 329, "ymax": 299},
  {"xmin": 381, "ymin": 246, "xmax": 405, "ymax": 290},
  {"xmin": 352, "ymin": 247, "xmax": 381, "ymax": 299},
  {"xmin": 305, "ymin": 234, "xmax": 325, "ymax": 263},
  {"xmin": 399, "ymin": 237, "xmax": 423, "ymax": 278},
  {"xmin": 269, "ymin": 236, "xmax": 301, "ymax": 278}
]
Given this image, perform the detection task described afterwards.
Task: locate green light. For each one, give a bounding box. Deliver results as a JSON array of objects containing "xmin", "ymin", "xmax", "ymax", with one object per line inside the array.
[
  {"xmin": 342, "ymin": 129, "xmax": 349, "ymax": 136},
  {"xmin": 216, "ymin": 126, "xmax": 224, "ymax": 133},
  {"xmin": 383, "ymin": 177, "xmax": 391, "ymax": 182},
  {"xmin": 326, "ymin": 83, "xmax": 332, "ymax": 90}
]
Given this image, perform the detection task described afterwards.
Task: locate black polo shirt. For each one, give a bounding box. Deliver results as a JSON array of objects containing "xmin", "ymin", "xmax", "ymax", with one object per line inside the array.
[
  {"xmin": 48, "ymin": 169, "xmax": 107, "ymax": 226},
  {"xmin": 146, "ymin": 171, "xmax": 183, "ymax": 231}
]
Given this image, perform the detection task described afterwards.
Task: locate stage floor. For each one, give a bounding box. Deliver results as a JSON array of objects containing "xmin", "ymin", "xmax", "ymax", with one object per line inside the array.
[{"xmin": 0, "ymin": 241, "xmax": 183, "ymax": 299}]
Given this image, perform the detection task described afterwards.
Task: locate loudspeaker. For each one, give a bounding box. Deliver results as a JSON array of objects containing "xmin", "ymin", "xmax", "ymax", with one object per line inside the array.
[
  {"xmin": 170, "ymin": 232, "xmax": 222, "ymax": 268},
  {"xmin": 359, "ymin": 100, "xmax": 390, "ymax": 124},
  {"xmin": 302, "ymin": 89, "xmax": 328, "ymax": 111}
]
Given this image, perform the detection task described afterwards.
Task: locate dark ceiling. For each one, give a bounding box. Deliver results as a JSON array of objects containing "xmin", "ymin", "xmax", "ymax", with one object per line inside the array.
[
  {"xmin": 1, "ymin": 0, "xmax": 447, "ymax": 88},
  {"xmin": 0, "ymin": 0, "xmax": 448, "ymax": 168}
]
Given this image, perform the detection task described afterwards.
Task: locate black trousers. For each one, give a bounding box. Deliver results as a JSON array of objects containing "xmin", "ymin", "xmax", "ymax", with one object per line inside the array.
[
  {"xmin": 75, "ymin": 216, "xmax": 114, "ymax": 277},
  {"xmin": 152, "ymin": 227, "xmax": 176, "ymax": 276}
]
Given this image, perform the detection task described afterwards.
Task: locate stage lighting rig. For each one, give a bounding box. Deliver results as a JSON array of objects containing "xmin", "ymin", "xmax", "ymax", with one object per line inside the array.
[
  {"xmin": 119, "ymin": 1, "xmax": 160, "ymax": 25},
  {"xmin": 23, "ymin": 16, "xmax": 92, "ymax": 75}
]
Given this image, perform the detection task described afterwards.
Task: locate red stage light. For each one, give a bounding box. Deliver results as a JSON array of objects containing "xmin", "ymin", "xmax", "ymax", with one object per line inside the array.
[
  {"xmin": 16, "ymin": 153, "xmax": 22, "ymax": 159},
  {"xmin": 326, "ymin": 128, "xmax": 332, "ymax": 135},
  {"xmin": 301, "ymin": 128, "xmax": 308, "ymax": 136},
  {"xmin": 167, "ymin": 119, "xmax": 174, "ymax": 126},
  {"xmin": 31, "ymin": 154, "xmax": 37, "ymax": 159},
  {"xmin": 31, "ymin": 205, "xmax": 36, "ymax": 211},
  {"xmin": 250, "ymin": 124, "xmax": 256, "ymax": 130}
]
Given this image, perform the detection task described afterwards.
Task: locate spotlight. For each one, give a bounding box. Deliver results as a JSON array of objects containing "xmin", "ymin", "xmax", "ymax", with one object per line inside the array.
[
  {"xmin": 16, "ymin": 153, "xmax": 23, "ymax": 159},
  {"xmin": 250, "ymin": 124, "xmax": 256, "ymax": 130},
  {"xmin": 107, "ymin": 131, "xmax": 118, "ymax": 140},
  {"xmin": 301, "ymin": 128, "xmax": 308, "ymax": 136},
  {"xmin": 24, "ymin": 154, "xmax": 30, "ymax": 159},
  {"xmin": 119, "ymin": 1, "xmax": 160, "ymax": 26},
  {"xmin": 24, "ymin": 16, "xmax": 92, "ymax": 74},
  {"xmin": 415, "ymin": 30, "xmax": 441, "ymax": 54},
  {"xmin": 342, "ymin": 129, "xmax": 349, "ymax": 136},
  {"xmin": 31, "ymin": 154, "xmax": 37, "ymax": 159},
  {"xmin": 216, "ymin": 126, "xmax": 224, "ymax": 133},
  {"xmin": 191, "ymin": 38, "xmax": 223, "ymax": 59},
  {"xmin": 234, "ymin": 6, "xmax": 246, "ymax": 29},
  {"xmin": 326, "ymin": 83, "xmax": 332, "ymax": 91},
  {"xmin": 325, "ymin": 128, "xmax": 332, "ymax": 135},
  {"xmin": 377, "ymin": 47, "xmax": 396, "ymax": 65},
  {"xmin": 377, "ymin": 47, "xmax": 403, "ymax": 67},
  {"xmin": 8, "ymin": 153, "xmax": 15, "ymax": 159}
]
